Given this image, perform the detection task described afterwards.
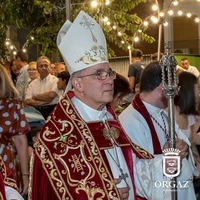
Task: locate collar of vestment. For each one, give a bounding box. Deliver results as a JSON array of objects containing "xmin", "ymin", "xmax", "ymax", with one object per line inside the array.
[
  {"xmin": 132, "ymin": 94, "xmax": 162, "ymax": 154},
  {"xmin": 71, "ymin": 96, "xmax": 112, "ymax": 121}
]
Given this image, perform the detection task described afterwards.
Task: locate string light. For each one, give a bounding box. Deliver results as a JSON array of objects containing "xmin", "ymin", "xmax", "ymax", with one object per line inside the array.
[
  {"xmin": 130, "ymin": 0, "xmax": 200, "ymax": 52},
  {"xmin": 4, "ymin": 0, "xmax": 200, "ymax": 56},
  {"xmin": 117, "ymin": 32, "xmax": 122, "ymax": 36},
  {"xmin": 168, "ymin": 10, "xmax": 174, "ymax": 16},
  {"xmin": 172, "ymin": 1, "xmax": 179, "ymax": 6},
  {"xmin": 195, "ymin": 17, "xmax": 200, "ymax": 23},
  {"xmin": 5, "ymin": 38, "xmax": 18, "ymax": 56},
  {"xmin": 150, "ymin": 16, "xmax": 159, "ymax": 23},
  {"xmin": 143, "ymin": 21, "xmax": 149, "ymax": 26},
  {"xmin": 91, "ymin": 0, "xmax": 98, "ymax": 8},
  {"xmin": 159, "ymin": 12, "xmax": 165, "ymax": 17},
  {"xmin": 134, "ymin": 36, "xmax": 139, "ymax": 42},
  {"xmin": 106, "ymin": 21, "xmax": 111, "ymax": 25},
  {"xmin": 105, "ymin": 0, "xmax": 110, "ymax": 5},
  {"xmin": 177, "ymin": 10, "xmax": 183, "ymax": 16},
  {"xmin": 103, "ymin": 16, "xmax": 108, "ymax": 22},
  {"xmin": 140, "ymin": 0, "xmax": 200, "ymax": 29},
  {"xmin": 152, "ymin": 4, "xmax": 158, "ymax": 11},
  {"xmin": 186, "ymin": 13, "xmax": 192, "ymax": 18},
  {"xmin": 88, "ymin": 0, "xmax": 131, "ymax": 48},
  {"xmin": 5, "ymin": 35, "xmax": 35, "ymax": 56},
  {"xmin": 163, "ymin": 22, "xmax": 168, "ymax": 26}
]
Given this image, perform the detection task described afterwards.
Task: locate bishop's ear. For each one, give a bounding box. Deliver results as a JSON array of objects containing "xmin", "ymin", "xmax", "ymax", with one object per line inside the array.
[{"xmin": 71, "ymin": 77, "xmax": 83, "ymax": 92}]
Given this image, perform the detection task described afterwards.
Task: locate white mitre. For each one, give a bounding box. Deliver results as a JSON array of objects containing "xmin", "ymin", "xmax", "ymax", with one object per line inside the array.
[{"xmin": 57, "ymin": 10, "xmax": 108, "ymax": 76}]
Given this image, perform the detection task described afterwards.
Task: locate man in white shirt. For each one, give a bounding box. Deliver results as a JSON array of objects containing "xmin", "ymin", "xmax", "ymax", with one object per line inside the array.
[
  {"xmin": 180, "ymin": 57, "xmax": 200, "ymax": 78},
  {"xmin": 24, "ymin": 56, "xmax": 61, "ymax": 119}
]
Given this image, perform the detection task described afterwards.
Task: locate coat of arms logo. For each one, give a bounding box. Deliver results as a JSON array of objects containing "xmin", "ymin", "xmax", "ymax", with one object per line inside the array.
[{"xmin": 163, "ymin": 148, "xmax": 181, "ymax": 179}]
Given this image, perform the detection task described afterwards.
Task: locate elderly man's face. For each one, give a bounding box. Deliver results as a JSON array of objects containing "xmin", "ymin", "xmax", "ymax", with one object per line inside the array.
[
  {"xmin": 37, "ymin": 59, "xmax": 50, "ymax": 79},
  {"xmin": 73, "ymin": 63, "xmax": 115, "ymax": 110}
]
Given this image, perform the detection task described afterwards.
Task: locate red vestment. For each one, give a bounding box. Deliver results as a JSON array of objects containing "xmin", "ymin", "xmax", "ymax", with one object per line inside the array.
[
  {"xmin": 132, "ymin": 94, "xmax": 162, "ymax": 154},
  {"xmin": 29, "ymin": 92, "xmax": 153, "ymax": 200},
  {"xmin": 0, "ymin": 155, "xmax": 18, "ymax": 200}
]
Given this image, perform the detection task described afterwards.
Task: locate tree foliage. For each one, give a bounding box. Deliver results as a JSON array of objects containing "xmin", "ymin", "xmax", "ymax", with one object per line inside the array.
[{"xmin": 0, "ymin": 0, "xmax": 155, "ymax": 59}]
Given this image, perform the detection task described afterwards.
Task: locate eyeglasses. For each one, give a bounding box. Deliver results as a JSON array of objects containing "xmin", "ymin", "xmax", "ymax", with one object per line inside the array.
[{"xmin": 78, "ymin": 70, "xmax": 116, "ymax": 80}]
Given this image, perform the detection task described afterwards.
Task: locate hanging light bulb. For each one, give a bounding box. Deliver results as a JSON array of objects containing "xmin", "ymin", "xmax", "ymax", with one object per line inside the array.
[
  {"xmin": 195, "ymin": 17, "xmax": 200, "ymax": 23},
  {"xmin": 172, "ymin": 0, "xmax": 179, "ymax": 6},
  {"xmin": 105, "ymin": 0, "xmax": 110, "ymax": 5},
  {"xmin": 5, "ymin": 41, "xmax": 10, "ymax": 46},
  {"xmin": 118, "ymin": 32, "xmax": 122, "ymax": 36},
  {"xmin": 186, "ymin": 13, "xmax": 192, "ymax": 18},
  {"xmin": 112, "ymin": 25, "xmax": 116, "ymax": 29},
  {"xmin": 143, "ymin": 21, "xmax": 149, "ymax": 26},
  {"xmin": 150, "ymin": 16, "xmax": 159, "ymax": 24},
  {"xmin": 152, "ymin": 4, "xmax": 158, "ymax": 11},
  {"xmin": 177, "ymin": 10, "xmax": 183, "ymax": 16},
  {"xmin": 134, "ymin": 36, "xmax": 139, "ymax": 42},
  {"xmin": 103, "ymin": 16, "xmax": 108, "ymax": 22},
  {"xmin": 91, "ymin": 0, "xmax": 98, "ymax": 8},
  {"xmin": 163, "ymin": 22, "xmax": 168, "ymax": 26},
  {"xmin": 106, "ymin": 21, "xmax": 111, "ymax": 25},
  {"xmin": 159, "ymin": 12, "xmax": 165, "ymax": 17},
  {"xmin": 168, "ymin": 10, "xmax": 174, "ymax": 16}
]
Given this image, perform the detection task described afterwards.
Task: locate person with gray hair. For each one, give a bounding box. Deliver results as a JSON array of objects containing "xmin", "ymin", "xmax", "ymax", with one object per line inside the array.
[{"xmin": 24, "ymin": 56, "xmax": 61, "ymax": 119}]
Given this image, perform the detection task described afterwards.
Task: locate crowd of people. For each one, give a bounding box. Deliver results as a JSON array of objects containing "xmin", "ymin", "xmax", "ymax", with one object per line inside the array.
[{"xmin": 0, "ymin": 10, "xmax": 200, "ymax": 200}]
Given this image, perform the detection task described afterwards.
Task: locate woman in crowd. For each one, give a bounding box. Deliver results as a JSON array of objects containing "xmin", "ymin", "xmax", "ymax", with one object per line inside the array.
[
  {"xmin": 174, "ymin": 71, "xmax": 200, "ymax": 167},
  {"xmin": 174, "ymin": 71, "xmax": 200, "ymax": 198},
  {"xmin": 27, "ymin": 61, "xmax": 39, "ymax": 83},
  {"xmin": 9, "ymin": 59, "xmax": 20, "ymax": 85},
  {"xmin": 0, "ymin": 65, "xmax": 29, "ymax": 197}
]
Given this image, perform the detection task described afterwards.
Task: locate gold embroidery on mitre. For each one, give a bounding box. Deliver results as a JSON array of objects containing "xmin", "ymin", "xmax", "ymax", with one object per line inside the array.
[
  {"xmin": 76, "ymin": 14, "xmax": 107, "ymax": 65},
  {"xmin": 103, "ymin": 127, "xmax": 120, "ymax": 140}
]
